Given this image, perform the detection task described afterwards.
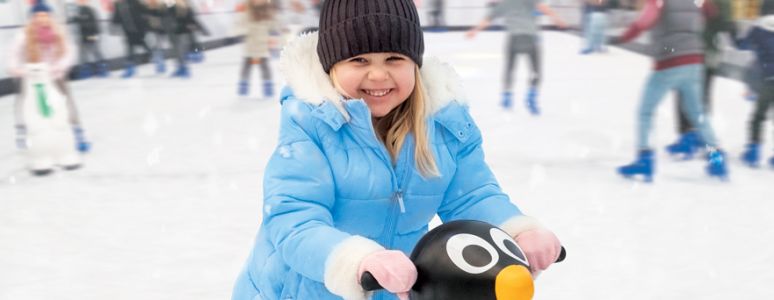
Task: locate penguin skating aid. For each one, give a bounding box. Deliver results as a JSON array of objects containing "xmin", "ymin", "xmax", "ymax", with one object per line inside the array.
[{"xmin": 361, "ymin": 220, "xmax": 566, "ymax": 300}]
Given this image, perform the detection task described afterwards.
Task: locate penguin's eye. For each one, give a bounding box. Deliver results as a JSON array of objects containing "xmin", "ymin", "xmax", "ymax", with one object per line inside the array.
[
  {"xmin": 490, "ymin": 228, "xmax": 529, "ymax": 266},
  {"xmin": 446, "ymin": 233, "xmax": 499, "ymax": 274}
]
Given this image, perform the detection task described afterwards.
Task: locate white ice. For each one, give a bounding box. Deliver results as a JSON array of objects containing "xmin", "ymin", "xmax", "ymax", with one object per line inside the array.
[{"xmin": 1, "ymin": 31, "xmax": 772, "ymax": 300}]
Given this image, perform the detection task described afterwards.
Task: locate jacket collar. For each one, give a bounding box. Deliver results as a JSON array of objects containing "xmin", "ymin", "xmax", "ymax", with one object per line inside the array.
[
  {"xmin": 759, "ymin": 15, "xmax": 774, "ymax": 32},
  {"xmin": 278, "ymin": 32, "xmax": 468, "ymax": 129}
]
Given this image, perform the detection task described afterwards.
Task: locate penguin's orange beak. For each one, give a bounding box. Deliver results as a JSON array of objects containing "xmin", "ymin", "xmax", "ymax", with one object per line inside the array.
[{"xmin": 495, "ymin": 264, "xmax": 534, "ymax": 300}]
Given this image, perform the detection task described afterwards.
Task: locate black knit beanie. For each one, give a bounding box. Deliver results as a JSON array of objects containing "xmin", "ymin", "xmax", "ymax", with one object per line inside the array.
[{"xmin": 317, "ymin": 0, "xmax": 424, "ymax": 73}]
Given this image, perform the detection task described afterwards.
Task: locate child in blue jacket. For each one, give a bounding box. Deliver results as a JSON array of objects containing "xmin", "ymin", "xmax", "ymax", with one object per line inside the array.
[
  {"xmin": 232, "ymin": 0, "xmax": 563, "ymax": 299},
  {"xmin": 738, "ymin": 1, "xmax": 774, "ymax": 168}
]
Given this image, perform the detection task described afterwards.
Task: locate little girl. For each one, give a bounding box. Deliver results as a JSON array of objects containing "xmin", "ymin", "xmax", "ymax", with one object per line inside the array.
[
  {"xmin": 8, "ymin": 0, "xmax": 89, "ymax": 175},
  {"xmin": 236, "ymin": 0, "xmax": 278, "ymax": 97},
  {"xmin": 232, "ymin": 0, "xmax": 562, "ymax": 299}
]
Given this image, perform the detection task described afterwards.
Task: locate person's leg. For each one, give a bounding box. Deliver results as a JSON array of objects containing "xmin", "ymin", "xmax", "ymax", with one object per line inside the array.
[
  {"xmin": 89, "ymin": 40, "xmax": 108, "ymax": 76},
  {"xmin": 77, "ymin": 40, "xmax": 91, "ymax": 78},
  {"xmin": 592, "ymin": 13, "xmax": 608, "ymax": 52},
  {"xmin": 503, "ymin": 35, "xmax": 518, "ymax": 91},
  {"xmin": 742, "ymin": 80, "xmax": 773, "ymax": 166},
  {"xmin": 637, "ymin": 71, "xmax": 673, "ymax": 150},
  {"xmin": 525, "ymin": 35, "xmax": 541, "ymax": 114},
  {"xmin": 766, "ymin": 83, "xmax": 774, "ymax": 167},
  {"xmin": 125, "ymin": 37, "xmax": 135, "ymax": 65},
  {"xmin": 618, "ymin": 70, "xmax": 672, "ymax": 181},
  {"xmin": 583, "ymin": 13, "xmax": 597, "ymax": 52},
  {"xmin": 238, "ymin": 57, "xmax": 252, "ymax": 95},
  {"xmin": 501, "ymin": 35, "xmax": 519, "ymax": 108},
  {"xmin": 259, "ymin": 57, "xmax": 273, "ymax": 97},
  {"xmin": 152, "ymin": 32, "xmax": 167, "ymax": 73},
  {"xmin": 170, "ymin": 33, "xmax": 190, "ymax": 77},
  {"xmin": 526, "ymin": 36, "xmax": 541, "ymax": 89},
  {"xmin": 675, "ymin": 64, "xmax": 727, "ymax": 177},
  {"xmin": 749, "ymin": 81, "xmax": 773, "ymax": 145},
  {"xmin": 676, "ymin": 65, "xmax": 718, "ymax": 147},
  {"xmin": 502, "ymin": 35, "xmax": 519, "ymax": 93}
]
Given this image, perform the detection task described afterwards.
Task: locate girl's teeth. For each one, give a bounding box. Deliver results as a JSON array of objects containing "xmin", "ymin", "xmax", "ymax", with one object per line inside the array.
[{"xmin": 365, "ymin": 89, "xmax": 389, "ymax": 97}]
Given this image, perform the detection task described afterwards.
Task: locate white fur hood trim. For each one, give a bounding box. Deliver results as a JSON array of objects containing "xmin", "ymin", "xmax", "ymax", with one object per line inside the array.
[
  {"xmin": 759, "ymin": 16, "xmax": 774, "ymax": 32},
  {"xmin": 279, "ymin": 32, "xmax": 467, "ymax": 119}
]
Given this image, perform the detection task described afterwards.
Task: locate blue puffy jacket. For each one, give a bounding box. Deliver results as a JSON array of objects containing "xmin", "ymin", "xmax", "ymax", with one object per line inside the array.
[{"xmin": 232, "ymin": 33, "xmax": 541, "ymax": 300}]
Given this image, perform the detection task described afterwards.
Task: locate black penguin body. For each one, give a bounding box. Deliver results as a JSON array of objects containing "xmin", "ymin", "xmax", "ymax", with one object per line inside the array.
[{"xmin": 409, "ymin": 220, "xmax": 533, "ymax": 300}]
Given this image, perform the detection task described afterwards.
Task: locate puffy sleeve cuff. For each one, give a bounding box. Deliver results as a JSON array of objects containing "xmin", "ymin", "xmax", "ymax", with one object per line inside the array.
[
  {"xmin": 324, "ymin": 235, "xmax": 385, "ymax": 300},
  {"xmin": 499, "ymin": 215, "xmax": 544, "ymax": 238}
]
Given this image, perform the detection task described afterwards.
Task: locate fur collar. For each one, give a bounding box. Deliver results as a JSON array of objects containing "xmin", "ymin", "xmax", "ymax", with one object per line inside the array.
[
  {"xmin": 759, "ymin": 15, "xmax": 774, "ymax": 32},
  {"xmin": 278, "ymin": 32, "xmax": 467, "ymax": 120}
]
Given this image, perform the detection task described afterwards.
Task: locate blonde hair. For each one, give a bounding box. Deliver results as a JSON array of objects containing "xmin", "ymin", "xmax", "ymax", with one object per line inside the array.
[
  {"xmin": 24, "ymin": 19, "xmax": 65, "ymax": 63},
  {"xmin": 331, "ymin": 65, "xmax": 439, "ymax": 178}
]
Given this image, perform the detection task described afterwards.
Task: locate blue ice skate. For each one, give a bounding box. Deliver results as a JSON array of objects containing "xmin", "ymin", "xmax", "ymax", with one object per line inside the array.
[
  {"xmin": 239, "ymin": 81, "xmax": 249, "ymax": 96},
  {"xmin": 171, "ymin": 65, "xmax": 190, "ymax": 78},
  {"xmin": 121, "ymin": 64, "xmax": 135, "ymax": 78},
  {"xmin": 96, "ymin": 63, "xmax": 109, "ymax": 77},
  {"xmin": 155, "ymin": 60, "xmax": 166, "ymax": 74},
  {"xmin": 741, "ymin": 143, "xmax": 760, "ymax": 167},
  {"xmin": 618, "ymin": 150, "xmax": 654, "ymax": 182},
  {"xmin": 665, "ymin": 131, "xmax": 702, "ymax": 160},
  {"xmin": 706, "ymin": 148, "xmax": 728, "ymax": 180},
  {"xmin": 263, "ymin": 80, "xmax": 274, "ymax": 98},
  {"xmin": 73, "ymin": 126, "xmax": 90, "ymax": 153},
  {"xmin": 76, "ymin": 65, "xmax": 92, "ymax": 79},
  {"xmin": 526, "ymin": 87, "xmax": 539, "ymax": 115},
  {"xmin": 501, "ymin": 91, "xmax": 513, "ymax": 109}
]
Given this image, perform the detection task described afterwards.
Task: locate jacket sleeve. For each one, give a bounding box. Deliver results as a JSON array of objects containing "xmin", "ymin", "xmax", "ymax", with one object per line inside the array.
[
  {"xmin": 618, "ymin": 0, "xmax": 662, "ymax": 43},
  {"xmin": 436, "ymin": 106, "xmax": 540, "ymax": 236},
  {"xmin": 262, "ymin": 100, "xmax": 383, "ymax": 299}
]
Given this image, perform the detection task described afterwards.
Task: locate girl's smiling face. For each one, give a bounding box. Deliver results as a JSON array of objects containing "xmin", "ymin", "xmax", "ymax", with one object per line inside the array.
[{"xmin": 331, "ymin": 52, "xmax": 416, "ymax": 117}]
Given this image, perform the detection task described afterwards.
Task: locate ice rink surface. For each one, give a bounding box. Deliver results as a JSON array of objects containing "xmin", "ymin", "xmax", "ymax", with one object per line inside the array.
[{"xmin": 1, "ymin": 31, "xmax": 772, "ymax": 299}]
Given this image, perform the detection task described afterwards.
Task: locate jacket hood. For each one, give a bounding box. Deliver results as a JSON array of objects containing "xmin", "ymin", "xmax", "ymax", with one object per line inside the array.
[
  {"xmin": 759, "ymin": 15, "xmax": 774, "ymax": 32},
  {"xmin": 278, "ymin": 32, "xmax": 467, "ymax": 121}
]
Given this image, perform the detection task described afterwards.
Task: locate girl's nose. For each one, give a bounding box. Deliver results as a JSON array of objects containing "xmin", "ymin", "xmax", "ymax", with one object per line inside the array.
[{"xmin": 367, "ymin": 66, "xmax": 389, "ymax": 81}]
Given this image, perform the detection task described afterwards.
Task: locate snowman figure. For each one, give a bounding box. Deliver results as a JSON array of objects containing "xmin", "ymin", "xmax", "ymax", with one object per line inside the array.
[{"xmin": 17, "ymin": 63, "xmax": 82, "ymax": 176}]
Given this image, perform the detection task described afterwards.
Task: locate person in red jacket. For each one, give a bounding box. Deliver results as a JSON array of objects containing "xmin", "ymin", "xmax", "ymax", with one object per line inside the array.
[{"xmin": 611, "ymin": 0, "xmax": 729, "ymax": 181}]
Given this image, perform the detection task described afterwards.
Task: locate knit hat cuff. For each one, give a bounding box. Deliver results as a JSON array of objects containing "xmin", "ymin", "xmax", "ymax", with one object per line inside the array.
[{"xmin": 317, "ymin": 13, "xmax": 424, "ymax": 73}]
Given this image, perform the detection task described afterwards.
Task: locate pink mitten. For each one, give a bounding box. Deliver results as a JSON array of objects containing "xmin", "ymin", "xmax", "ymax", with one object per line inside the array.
[
  {"xmin": 358, "ymin": 250, "xmax": 417, "ymax": 300},
  {"xmin": 514, "ymin": 228, "xmax": 562, "ymax": 273}
]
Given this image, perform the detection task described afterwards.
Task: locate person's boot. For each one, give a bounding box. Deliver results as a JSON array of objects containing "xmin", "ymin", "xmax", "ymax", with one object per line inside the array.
[
  {"xmin": 501, "ymin": 91, "xmax": 513, "ymax": 109},
  {"xmin": 121, "ymin": 64, "xmax": 136, "ymax": 78},
  {"xmin": 76, "ymin": 65, "xmax": 92, "ymax": 79},
  {"xmin": 263, "ymin": 80, "xmax": 274, "ymax": 98},
  {"xmin": 238, "ymin": 81, "xmax": 249, "ymax": 96},
  {"xmin": 665, "ymin": 131, "xmax": 702, "ymax": 160},
  {"xmin": 618, "ymin": 149, "xmax": 655, "ymax": 182},
  {"xmin": 741, "ymin": 143, "xmax": 760, "ymax": 168},
  {"xmin": 706, "ymin": 148, "xmax": 729, "ymax": 180},
  {"xmin": 96, "ymin": 63, "xmax": 109, "ymax": 77},
  {"xmin": 525, "ymin": 87, "xmax": 539, "ymax": 115},
  {"xmin": 171, "ymin": 65, "xmax": 190, "ymax": 78}
]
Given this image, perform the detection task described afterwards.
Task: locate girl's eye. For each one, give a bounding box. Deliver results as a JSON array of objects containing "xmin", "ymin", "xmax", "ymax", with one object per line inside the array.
[
  {"xmin": 386, "ymin": 56, "xmax": 405, "ymax": 61},
  {"xmin": 349, "ymin": 57, "xmax": 367, "ymax": 63}
]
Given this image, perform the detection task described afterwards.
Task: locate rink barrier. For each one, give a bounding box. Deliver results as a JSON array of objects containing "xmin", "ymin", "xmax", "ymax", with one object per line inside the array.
[{"xmin": 0, "ymin": 26, "xmax": 755, "ymax": 98}]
